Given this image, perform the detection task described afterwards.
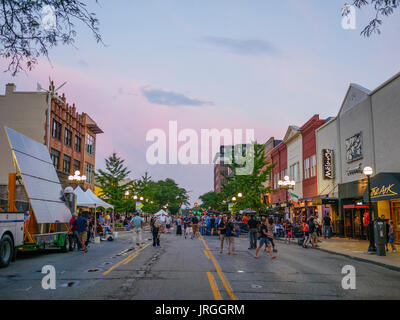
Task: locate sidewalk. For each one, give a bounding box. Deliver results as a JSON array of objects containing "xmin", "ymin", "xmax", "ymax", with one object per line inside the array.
[{"xmin": 315, "ymin": 237, "xmax": 400, "ymax": 271}]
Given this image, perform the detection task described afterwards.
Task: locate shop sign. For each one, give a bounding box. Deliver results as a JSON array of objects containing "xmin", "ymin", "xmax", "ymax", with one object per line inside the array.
[
  {"xmin": 323, "ymin": 149, "xmax": 334, "ymax": 179},
  {"xmin": 371, "ymin": 184, "xmax": 398, "ymax": 200}
]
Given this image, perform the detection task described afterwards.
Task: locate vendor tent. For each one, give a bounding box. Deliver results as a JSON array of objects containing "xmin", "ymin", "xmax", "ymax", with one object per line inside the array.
[
  {"xmin": 155, "ymin": 209, "xmax": 168, "ymax": 216},
  {"xmin": 74, "ymin": 186, "xmax": 97, "ymax": 208},
  {"xmin": 85, "ymin": 189, "xmax": 113, "ymax": 209}
]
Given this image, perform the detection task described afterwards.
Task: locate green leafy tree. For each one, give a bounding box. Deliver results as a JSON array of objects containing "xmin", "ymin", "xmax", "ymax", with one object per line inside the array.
[
  {"xmin": 95, "ymin": 152, "xmax": 135, "ymax": 213},
  {"xmin": 221, "ymin": 143, "xmax": 275, "ymax": 214}
]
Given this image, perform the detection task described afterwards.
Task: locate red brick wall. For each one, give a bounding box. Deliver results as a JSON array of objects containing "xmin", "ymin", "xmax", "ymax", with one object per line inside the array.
[
  {"xmin": 271, "ymin": 142, "xmax": 287, "ymax": 204},
  {"xmin": 301, "ymin": 115, "xmax": 326, "ymax": 199}
]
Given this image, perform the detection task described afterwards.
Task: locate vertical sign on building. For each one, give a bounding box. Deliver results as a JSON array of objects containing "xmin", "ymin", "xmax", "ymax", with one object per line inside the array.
[{"xmin": 323, "ymin": 149, "xmax": 334, "ymax": 180}]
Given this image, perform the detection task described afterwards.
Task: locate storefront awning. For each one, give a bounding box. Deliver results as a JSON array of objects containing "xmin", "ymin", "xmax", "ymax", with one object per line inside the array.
[{"xmin": 363, "ymin": 173, "xmax": 400, "ymax": 202}]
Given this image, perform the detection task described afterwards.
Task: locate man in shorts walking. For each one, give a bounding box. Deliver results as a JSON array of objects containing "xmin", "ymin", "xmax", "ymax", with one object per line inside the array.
[
  {"xmin": 73, "ymin": 213, "xmax": 89, "ymax": 253},
  {"xmin": 255, "ymin": 219, "xmax": 276, "ymax": 259},
  {"xmin": 131, "ymin": 213, "xmax": 144, "ymax": 247}
]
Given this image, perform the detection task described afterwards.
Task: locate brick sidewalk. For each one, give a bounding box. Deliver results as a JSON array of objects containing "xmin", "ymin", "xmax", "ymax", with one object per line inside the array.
[{"xmin": 315, "ymin": 237, "xmax": 400, "ymax": 271}]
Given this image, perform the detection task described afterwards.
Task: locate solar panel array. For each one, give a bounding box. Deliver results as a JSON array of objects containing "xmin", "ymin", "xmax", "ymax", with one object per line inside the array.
[{"xmin": 5, "ymin": 127, "xmax": 71, "ymax": 224}]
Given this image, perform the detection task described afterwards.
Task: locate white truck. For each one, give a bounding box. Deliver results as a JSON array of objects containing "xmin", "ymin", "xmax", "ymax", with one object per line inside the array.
[{"xmin": 0, "ymin": 212, "xmax": 24, "ymax": 267}]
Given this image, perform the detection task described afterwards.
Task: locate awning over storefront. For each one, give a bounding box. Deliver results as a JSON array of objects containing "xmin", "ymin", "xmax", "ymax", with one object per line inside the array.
[{"xmin": 363, "ymin": 173, "xmax": 400, "ymax": 202}]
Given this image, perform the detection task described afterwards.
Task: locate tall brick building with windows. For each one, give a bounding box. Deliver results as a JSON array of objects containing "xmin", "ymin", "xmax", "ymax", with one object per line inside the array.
[
  {"xmin": 0, "ymin": 82, "xmax": 103, "ymax": 194},
  {"xmin": 45, "ymin": 92, "xmax": 103, "ymax": 189}
]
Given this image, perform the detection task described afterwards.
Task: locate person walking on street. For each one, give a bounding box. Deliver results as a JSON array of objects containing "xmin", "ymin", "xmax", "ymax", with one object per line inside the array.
[
  {"xmin": 389, "ymin": 221, "xmax": 397, "ymax": 253},
  {"xmin": 284, "ymin": 220, "xmax": 293, "ymax": 244},
  {"xmin": 73, "ymin": 213, "xmax": 89, "ymax": 253},
  {"xmin": 165, "ymin": 215, "xmax": 172, "ymax": 233},
  {"xmin": 186, "ymin": 216, "xmax": 193, "ymax": 239},
  {"xmin": 152, "ymin": 218, "xmax": 162, "ymax": 247},
  {"xmin": 191, "ymin": 214, "xmax": 199, "ymax": 239},
  {"xmin": 323, "ymin": 214, "xmax": 332, "ymax": 239},
  {"xmin": 248, "ymin": 215, "xmax": 259, "ymax": 249},
  {"xmin": 210, "ymin": 215, "xmax": 216, "ymax": 236},
  {"xmin": 176, "ymin": 216, "xmax": 182, "ymax": 236},
  {"xmin": 69, "ymin": 212, "xmax": 79, "ymax": 251},
  {"xmin": 218, "ymin": 216, "xmax": 227, "ymax": 254},
  {"xmin": 255, "ymin": 219, "xmax": 276, "ymax": 259},
  {"xmin": 307, "ymin": 216, "xmax": 318, "ymax": 248},
  {"xmin": 266, "ymin": 218, "xmax": 278, "ymax": 253},
  {"xmin": 131, "ymin": 213, "xmax": 144, "ymax": 247},
  {"xmin": 302, "ymin": 217, "xmax": 310, "ymax": 248},
  {"xmin": 226, "ymin": 216, "xmax": 237, "ymax": 255}
]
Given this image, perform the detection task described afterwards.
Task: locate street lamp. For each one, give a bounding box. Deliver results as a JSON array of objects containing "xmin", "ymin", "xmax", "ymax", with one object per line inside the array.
[
  {"xmin": 68, "ymin": 170, "xmax": 87, "ymax": 186},
  {"xmin": 278, "ymin": 175, "xmax": 296, "ymax": 221},
  {"xmin": 238, "ymin": 193, "xmax": 243, "ymax": 198},
  {"xmin": 364, "ymin": 166, "xmax": 376, "ymax": 253}
]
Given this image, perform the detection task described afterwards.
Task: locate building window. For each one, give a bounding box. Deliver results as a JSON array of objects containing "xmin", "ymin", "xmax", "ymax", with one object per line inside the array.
[
  {"xmin": 304, "ymin": 157, "xmax": 310, "ymax": 179},
  {"xmin": 290, "ymin": 162, "xmax": 299, "ymax": 182},
  {"xmin": 75, "ymin": 136, "xmax": 81, "ymax": 152},
  {"xmin": 52, "ymin": 120, "xmax": 61, "ymax": 140},
  {"xmin": 274, "ymin": 172, "xmax": 279, "ymax": 189},
  {"xmin": 86, "ymin": 133, "xmax": 95, "ymax": 155},
  {"xmin": 63, "ymin": 155, "xmax": 71, "ymax": 174},
  {"xmin": 51, "ymin": 148, "xmax": 60, "ymax": 170},
  {"xmin": 311, "ymin": 154, "xmax": 317, "ymax": 177},
  {"xmin": 85, "ymin": 162, "xmax": 94, "ymax": 184},
  {"xmin": 64, "ymin": 129, "xmax": 72, "ymax": 147},
  {"xmin": 73, "ymin": 160, "xmax": 81, "ymax": 172}
]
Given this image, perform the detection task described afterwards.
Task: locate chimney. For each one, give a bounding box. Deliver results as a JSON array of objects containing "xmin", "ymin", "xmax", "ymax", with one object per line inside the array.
[{"xmin": 5, "ymin": 83, "xmax": 16, "ymax": 95}]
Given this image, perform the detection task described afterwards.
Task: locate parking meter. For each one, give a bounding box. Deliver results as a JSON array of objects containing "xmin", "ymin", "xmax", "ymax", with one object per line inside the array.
[{"xmin": 374, "ymin": 219, "xmax": 386, "ymax": 256}]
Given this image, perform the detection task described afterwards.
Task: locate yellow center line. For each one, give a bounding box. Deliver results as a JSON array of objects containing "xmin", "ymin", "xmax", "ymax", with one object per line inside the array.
[
  {"xmin": 204, "ymin": 249, "xmax": 210, "ymax": 260},
  {"xmin": 206, "ymin": 272, "xmax": 222, "ymax": 300},
  {"xmin": 123, "ymin": 243, "xmax": 152, "ymax": 264},
  {"xmin": 199, "ymin": 235, "xmax": 238, "ymax": 300},
  {"xmin": 103, "ymin": 242, "xmax": 151, "ymax": 275}
]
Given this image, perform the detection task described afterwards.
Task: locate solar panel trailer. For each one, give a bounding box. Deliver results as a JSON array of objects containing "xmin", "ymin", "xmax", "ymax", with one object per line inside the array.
[{"xmin": 0, "ymin": 127, "xmax": 72, "ymax": 267}]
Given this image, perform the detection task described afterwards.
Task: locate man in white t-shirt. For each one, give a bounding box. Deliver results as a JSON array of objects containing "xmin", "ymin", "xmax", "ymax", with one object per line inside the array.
[{"xmin": 130, "ymin": 213, "xmax": 144, "ymax": 246}]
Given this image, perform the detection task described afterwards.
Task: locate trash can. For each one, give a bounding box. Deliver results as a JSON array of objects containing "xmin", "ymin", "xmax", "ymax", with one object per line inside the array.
[{"xmin": 374, "ymin": 219, "xmax": 386, "ymax": 256}]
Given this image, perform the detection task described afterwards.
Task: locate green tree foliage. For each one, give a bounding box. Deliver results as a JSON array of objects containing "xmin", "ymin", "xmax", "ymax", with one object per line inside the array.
[
  {"xmin": 95, "ymin": 152, "xmax": 135, "ymax": 213},
  {"xmin": 0, "ymin": 0, "xmax": 102, "ymax": 75},
  {"xmin": 199, "ymin": 143, "xmax": 275, "ymax": 214}
]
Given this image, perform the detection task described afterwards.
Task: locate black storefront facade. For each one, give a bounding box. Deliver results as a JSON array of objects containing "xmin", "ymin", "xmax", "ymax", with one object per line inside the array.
[
  {"xmin": 362, "ymin": 173, "xmax": 400, "ymax": 244},
  {"xmin": 338, "ymin": 173, "xmax": 400, "ymax": 241},
  {"xmin": 338, "ymin": 178, "xmax": 369, "ymax": 239}
]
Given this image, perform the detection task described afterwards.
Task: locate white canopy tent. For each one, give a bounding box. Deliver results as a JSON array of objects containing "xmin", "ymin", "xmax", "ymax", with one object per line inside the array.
[
  {"xmin": 73, "ymin": 186, "xmax": 97, "ymax": 208},
  {"xmin": 155, "ymin": 209, "xmax": 168, "ymax": 216},
  {"xmin": 85, "ymin": 189, "xmax": 115, "ymax": 236},
  {"xmin": 73, "ymin": 186, "xmax": 114, "ymax": 238}
]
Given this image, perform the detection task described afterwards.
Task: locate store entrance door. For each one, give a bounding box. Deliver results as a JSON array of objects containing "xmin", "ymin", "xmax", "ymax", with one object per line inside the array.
[{"xmin": 392, "ymin": 201, "xmax": 400, "ymax": 244}]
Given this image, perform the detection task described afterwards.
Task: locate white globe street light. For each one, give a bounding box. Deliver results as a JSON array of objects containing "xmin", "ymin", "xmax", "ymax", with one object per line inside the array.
[{"xmin": 363, "ymin": 166, "xmax": 373, "ymax": 176}]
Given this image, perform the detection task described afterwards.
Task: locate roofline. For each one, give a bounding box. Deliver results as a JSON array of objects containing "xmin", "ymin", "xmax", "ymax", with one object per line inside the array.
[{"xmin": 369, "ymin": 71, "xmax": 400, "ymax": 95}]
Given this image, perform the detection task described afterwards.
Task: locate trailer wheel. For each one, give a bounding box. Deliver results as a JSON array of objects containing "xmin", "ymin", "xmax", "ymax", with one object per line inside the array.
[{"xmin": 0, "ymin": 234, "xmax": 14, "ymax": 268}]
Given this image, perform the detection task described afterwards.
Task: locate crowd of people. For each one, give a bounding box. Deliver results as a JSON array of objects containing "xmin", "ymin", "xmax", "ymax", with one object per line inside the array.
[{"xmin": 67, "ymin": 209, "xmax": 397, "ymax": 256}]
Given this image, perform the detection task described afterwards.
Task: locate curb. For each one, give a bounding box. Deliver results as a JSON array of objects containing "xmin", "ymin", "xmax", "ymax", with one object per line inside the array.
[{"xmin": 275, "ymin": 238, "xmax": 400, "ymax": 272}]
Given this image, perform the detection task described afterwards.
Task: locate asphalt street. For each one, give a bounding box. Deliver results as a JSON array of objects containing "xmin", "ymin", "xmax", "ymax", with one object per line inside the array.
[{"xmin": 1, "ymin": 227, "xmax": 400, "ymax": 300}]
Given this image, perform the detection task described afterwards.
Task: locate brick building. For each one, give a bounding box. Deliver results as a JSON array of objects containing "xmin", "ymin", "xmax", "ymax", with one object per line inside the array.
[
  {"xmin": 299, "ymin": 114, "xmax": 327, "ymax": 216},
  {"xmin": 0, "ymin": 82, "xmax": 103, "ymax": 207}
]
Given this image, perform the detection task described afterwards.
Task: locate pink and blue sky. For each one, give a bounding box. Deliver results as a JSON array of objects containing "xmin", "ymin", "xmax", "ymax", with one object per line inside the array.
[{"xmin": 0, "ymin": 0, "xmax": 399, "ymax": 204}]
